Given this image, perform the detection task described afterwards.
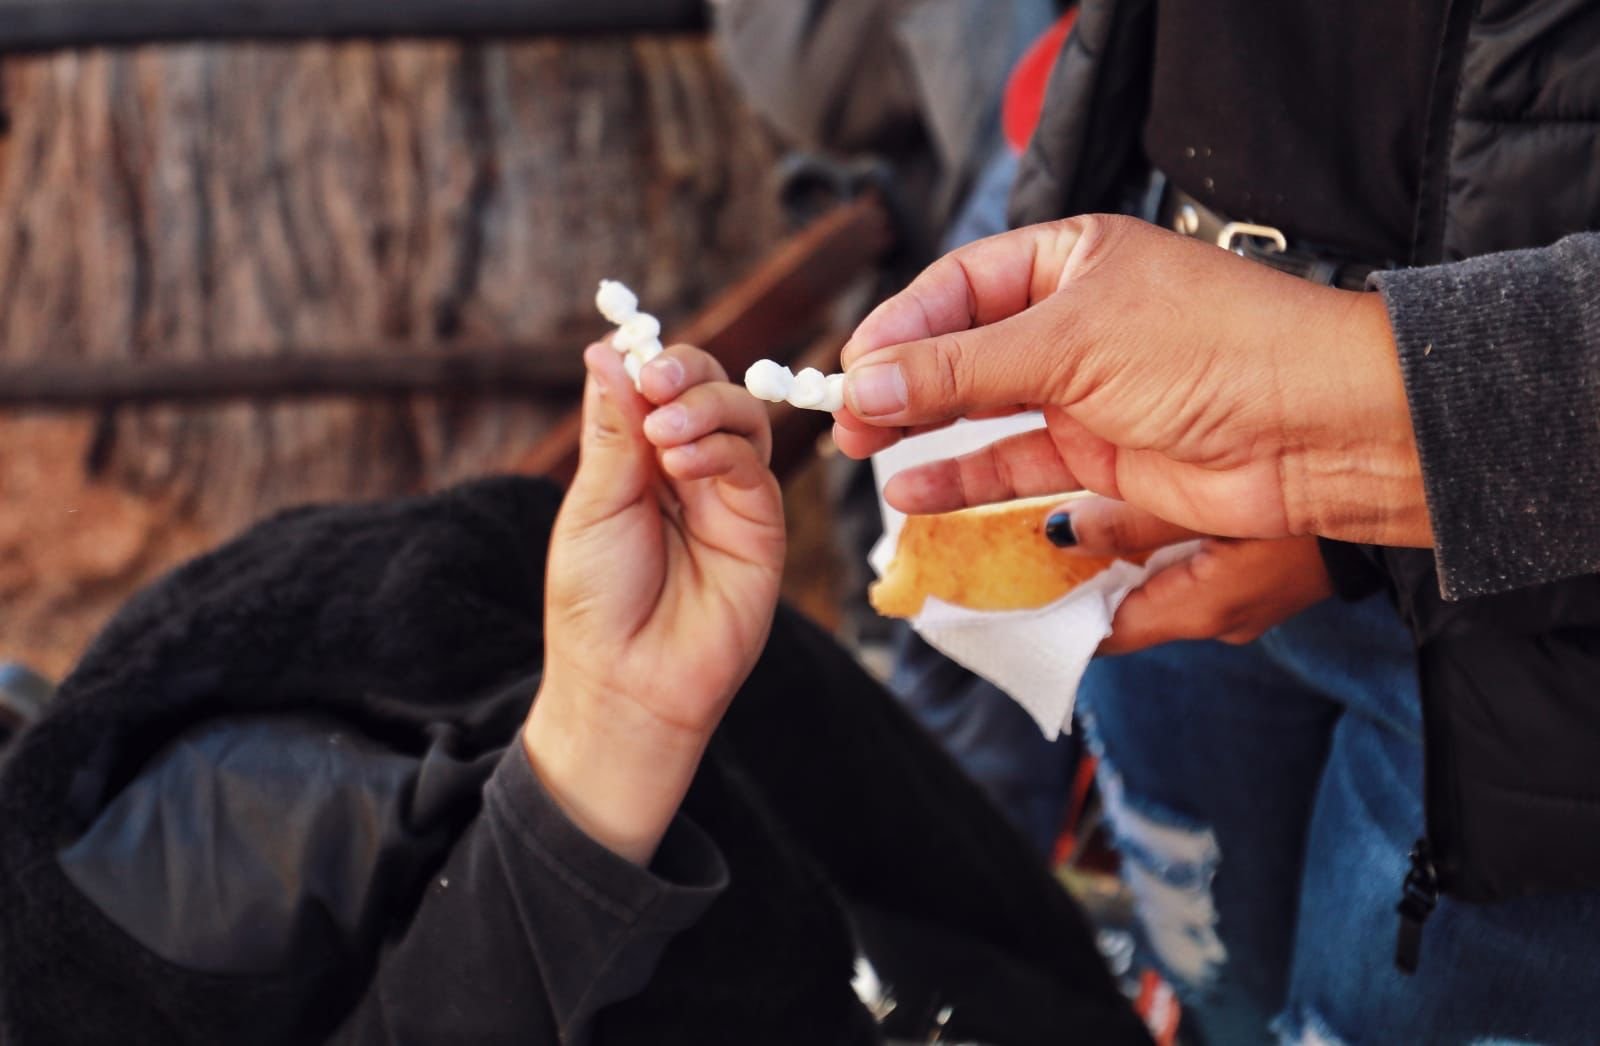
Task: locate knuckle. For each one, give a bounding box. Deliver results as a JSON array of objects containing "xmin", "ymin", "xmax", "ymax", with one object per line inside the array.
[
  {"xmin": 1069, "ymin": 512, "xmax": 1108, "ymax": 551},
  {"xmin": 956, "ymin": 443, "xmax": 1012, "ymax": 504},
  {"xmin": 1070, "ymin": 507, "xmax": 1119, "ymax": 552},
  {"xmin": 1105, "ymin": 512, "xmax": 1142, "ymax": 553},
  {"xmin": 1085, "ymin": 211, "xmax": 1143, "ymax": 242},
  {"xmin": 1194, "ymin": 608, "xmax": 1233, "ymax": 639},
  {"xmin": 588, "ymin": 409, "xmax": 629, "ymax": 448},
  {"xmin": 671, "ymin": 343, "xmax": 724, "ymax": 383},
  {"xmin": 989, "ymin": 448, "xmax": 1022, "ymax": 500},
  {"xmin": 689, "ymin": 381, "xmax": 725, "ymax": 414},
  {"xmin": 1218, "ymin": 607, "xmax": 1264, "ymax": 644},
  {"xmin": 909, "ymin": 277, "xmax": 955, "ymax": 336},
  {"xmin": 1193, "ymin": 594, "xmax": 1254, "ymax": 641},
  {"xmin": 929, "ymin": 335, "xmax": 969, "ymax": 408},
  {"xmin": 1060, "ymin": 213, "xmax": 1131, "ymax": 278},
  {"xmin": 1187, "ymin": 549, "xmax": 1226, "ymax": 585},
  {"xmin": 950, "ymin": 453, "xmax": 979, "ymax": 510},
  {"xmin": 1219, "ymin": 627, "xmax": 1261, "ymax": 647}
]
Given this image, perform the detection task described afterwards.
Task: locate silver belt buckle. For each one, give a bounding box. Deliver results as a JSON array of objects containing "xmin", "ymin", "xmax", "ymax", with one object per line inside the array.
[{"xmin": 1217, "ymin": 221, "xmax": 1287, "ymax": 256}]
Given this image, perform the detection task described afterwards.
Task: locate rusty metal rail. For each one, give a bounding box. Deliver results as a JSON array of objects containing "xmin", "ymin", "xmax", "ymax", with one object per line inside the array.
[
  {"xmin": 0, "ymin": 347, "xmax": 585, "ymax": 410},
  {"xmin": 0, "ymin": 0, "xmax": 709, "ymax": 56}
]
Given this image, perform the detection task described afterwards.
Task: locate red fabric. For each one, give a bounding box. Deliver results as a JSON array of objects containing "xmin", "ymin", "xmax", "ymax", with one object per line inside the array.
[
  {"xmin": 1135, "ymin": 971, "xmax": 1182, "ymax": 1046},
  {"xmin": 1050, "ymin": 752, "xmax": 1099, "ymax": 867},
  {"xmin": 1002, "ymin": 9, "xmax": 1079, "ymax": 154}
]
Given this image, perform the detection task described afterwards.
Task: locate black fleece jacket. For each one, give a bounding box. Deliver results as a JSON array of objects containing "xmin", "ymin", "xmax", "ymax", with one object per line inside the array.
[{"xmin": 0, "ymin": 476, "xmax": 1147, "ymax": 1046}]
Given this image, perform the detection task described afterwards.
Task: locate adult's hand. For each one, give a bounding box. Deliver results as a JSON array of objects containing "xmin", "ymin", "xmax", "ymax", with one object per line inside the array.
[
  {"xmin": 1049, "ymin": 496, "xmax": 1333, "ymax": 654},
  {"xmin": 524, "ymin": 342, "xmax": 784, "ymax": 865},
  {"xmin": 833, "ymin": 215, "xmax": 1432, "ymax": 548}
]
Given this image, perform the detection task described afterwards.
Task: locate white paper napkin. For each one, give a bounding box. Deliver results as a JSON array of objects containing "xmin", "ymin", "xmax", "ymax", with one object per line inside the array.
[
  {"xmin": 905, "ymin": 542, "xmax": 1199, "ymax": 739},
  {"xmin": 870, "ymin": 417, "xmax": 1198, "ymax": 739}
]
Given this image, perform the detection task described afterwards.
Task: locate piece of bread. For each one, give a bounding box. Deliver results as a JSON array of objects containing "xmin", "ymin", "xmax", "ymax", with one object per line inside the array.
[{"xmin": 869, "ymin": 494, "xmax": 1128, "ymax": 618}]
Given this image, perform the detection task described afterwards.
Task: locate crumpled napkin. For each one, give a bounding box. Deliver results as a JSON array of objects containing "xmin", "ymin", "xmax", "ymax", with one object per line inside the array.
[
  {"xmin": 871, "ymin": 416, "xmax": 1198, "ymax": 739},
  {"xmin": 900, "ymin": 543, "xmax": 1199, "ymax": 739}
]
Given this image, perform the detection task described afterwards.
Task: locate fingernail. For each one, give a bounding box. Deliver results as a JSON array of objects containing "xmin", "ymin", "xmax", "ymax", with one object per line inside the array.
[
  {"xmin": 1045, "ymin": 512, "xmax": 1078, "ymax": 548},
  {"xmin": 648, "ymin": 355, "xmax": 685, "ymax": 390},
  {"xmin": 583, "ymin": 344, "xmax": 618, "ymax": 397},
  {"xmin": 646, "ymin": 405, "xmax": 688, "ymax": 439},
  {"xmin": 847, "ymin": 363, "xmax": 908, "ymax": 417}
]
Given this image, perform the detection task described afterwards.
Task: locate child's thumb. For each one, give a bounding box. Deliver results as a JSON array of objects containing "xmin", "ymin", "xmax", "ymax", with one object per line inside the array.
[{"xmin": 564, "ymin": 344, "xmax": 653, "ymax": 527}]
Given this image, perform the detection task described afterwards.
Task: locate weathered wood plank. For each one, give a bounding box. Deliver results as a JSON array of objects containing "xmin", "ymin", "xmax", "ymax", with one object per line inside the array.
[
  {"xmin": 0, "ymin": 346, "xmax": 584, "ymax": 409},
  {"xmin": 0, "ymin": 0, "xmax": 707, "ymax": 55},
  {"xmin": 0, "ymin": 35, "xmax": 786, "ymax": 529}
]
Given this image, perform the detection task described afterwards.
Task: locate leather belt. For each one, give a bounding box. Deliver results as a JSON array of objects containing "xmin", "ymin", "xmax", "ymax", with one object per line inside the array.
[{"xmin": 1158, "ymin": 185, "xmax": 1380, "ymax": 292}]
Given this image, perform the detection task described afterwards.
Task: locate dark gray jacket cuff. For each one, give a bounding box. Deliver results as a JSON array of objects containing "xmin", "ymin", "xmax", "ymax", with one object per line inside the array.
[
  {"xmin": 1371, "ymin": 232, "xmax": 1600, "ymax": 599},
  {"xmin": 486, "ymin": 745, "xmax": 728, "ymax": 1038}
]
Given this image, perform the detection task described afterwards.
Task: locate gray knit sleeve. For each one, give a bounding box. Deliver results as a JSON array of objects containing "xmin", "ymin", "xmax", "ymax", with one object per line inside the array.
[{"xmin": 1371, "ymin": 232, "xmax": 1600, "ymax": 599}]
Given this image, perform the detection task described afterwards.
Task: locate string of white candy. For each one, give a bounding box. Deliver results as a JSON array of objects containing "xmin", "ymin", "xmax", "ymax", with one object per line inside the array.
[
  {"xmin": 744, "ymin": 359, "xmax": 846, "ymax": 413},
  {"xmin": 595, "ymin": 280, "xmax": 665, "ymax": 389},
  {"xmin": 595, "ymin": 279, "xmax": 845, "ymax": 412}
]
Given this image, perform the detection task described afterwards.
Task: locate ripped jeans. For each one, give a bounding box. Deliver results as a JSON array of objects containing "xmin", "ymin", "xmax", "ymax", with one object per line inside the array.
[{"xmin": 1078, "ymin": 593, "xmax": 1600, "ymax": 1045}]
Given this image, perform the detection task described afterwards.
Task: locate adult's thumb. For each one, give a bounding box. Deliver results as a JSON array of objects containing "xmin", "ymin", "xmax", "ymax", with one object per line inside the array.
[{"xmin": 842, "ymin": 307, "xmax": 1078, "ymax": 429}]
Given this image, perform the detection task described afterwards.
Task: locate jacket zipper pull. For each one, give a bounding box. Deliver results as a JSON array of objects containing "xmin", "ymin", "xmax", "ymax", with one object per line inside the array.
[{"xmin": 1395, "ymin": 838, "xmax": 1438, "ymax": 974}]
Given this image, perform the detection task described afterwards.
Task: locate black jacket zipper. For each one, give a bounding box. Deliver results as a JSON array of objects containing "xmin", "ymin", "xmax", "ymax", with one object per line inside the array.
[{"xmin": 1395, "ymin": 838, "xmax": 1439, "ymax": 974}]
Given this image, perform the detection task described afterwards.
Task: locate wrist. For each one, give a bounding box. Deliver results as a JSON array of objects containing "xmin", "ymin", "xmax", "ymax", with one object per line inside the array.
[
  {"xmin": 1284, "ymin": 290, "xmax": 1433, "ymax": 547},
  {"xmin": 522, "ymin": 679, "xmax": 711, "ymax": 866}
]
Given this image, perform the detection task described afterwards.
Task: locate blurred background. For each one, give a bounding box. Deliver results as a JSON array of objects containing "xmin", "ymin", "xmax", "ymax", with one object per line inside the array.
[
  {"xmin": 0, "ymin": 9, "xmax": 857, "ymax": 681},
  {"xmin": 0, "ymin": 0, "xmax": 1059, "ymax": 673}
]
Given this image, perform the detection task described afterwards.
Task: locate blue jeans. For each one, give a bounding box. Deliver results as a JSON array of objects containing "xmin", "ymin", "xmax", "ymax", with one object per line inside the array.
[{"xmin": 1078, "ymin": 594, "xmax": 1600, "ymax": 1045}]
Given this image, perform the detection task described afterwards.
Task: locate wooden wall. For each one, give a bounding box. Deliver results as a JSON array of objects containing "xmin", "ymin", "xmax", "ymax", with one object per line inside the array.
[
  {"xmin": 0, "ymin": 34, "xmax": 789, "ymax": 676},
  {"xmin": 0, "ymin": 35, "xmax": 785, "ymax": 528}
]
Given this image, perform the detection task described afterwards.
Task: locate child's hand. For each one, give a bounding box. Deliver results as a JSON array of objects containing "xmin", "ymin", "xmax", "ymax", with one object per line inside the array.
[{"xmin": 524, "ymin": 342, "xmax": 785, "ymax": 864}]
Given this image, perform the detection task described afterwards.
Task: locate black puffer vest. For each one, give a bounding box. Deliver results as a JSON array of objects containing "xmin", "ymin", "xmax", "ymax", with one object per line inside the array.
[{"xmin": 1010, "ymin": 0, "xmax": 1600, "ymax": 962}]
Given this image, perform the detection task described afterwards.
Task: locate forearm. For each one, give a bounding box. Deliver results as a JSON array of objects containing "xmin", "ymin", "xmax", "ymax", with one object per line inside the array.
[
  {"xmin": 522, "ymin": 683, "xmax": 709, "ymax": 866},
  {"xmin": 1372, "ymin": 231, "xmax": 1600, "ymax": 599}
]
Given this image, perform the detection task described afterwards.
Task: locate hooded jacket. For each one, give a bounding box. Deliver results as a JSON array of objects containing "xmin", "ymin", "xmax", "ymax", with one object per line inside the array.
[{"xmin": 0, "ymin": 476, "xmax": 1148, "ymax": 1045}]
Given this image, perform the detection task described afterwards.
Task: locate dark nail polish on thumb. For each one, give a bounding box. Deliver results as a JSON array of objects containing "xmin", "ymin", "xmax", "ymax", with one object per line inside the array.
[{"xmin": 1045, "ymin": 512, "xmax": 1078, "ymax": 548}]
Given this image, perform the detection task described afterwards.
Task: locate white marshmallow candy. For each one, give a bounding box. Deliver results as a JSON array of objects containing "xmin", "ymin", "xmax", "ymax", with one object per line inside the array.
[
  {"xmin": 614, "ymin": 313, "xmax": 662, "ymax": 353},
  {"xmin": 744, "ymin": 359, "xmax": 794, "ymax": 403},
  {"xmin": 787, "ymin": 368, "xmax": 829, "ymax": 409},
  {"xmin": 743, "ymin": 358, "xmax": 849, "ymax": 412},
  {"xmin": 821, "ymin": 373, "xmax": 847, "ymax": 413},
  {"xmin": 595, "ymin": 280, "xmax": 639, "ymax": 325},
  {"xmin": 595, "ymin": 279, "xmax": 665, "ymax": 391}
]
